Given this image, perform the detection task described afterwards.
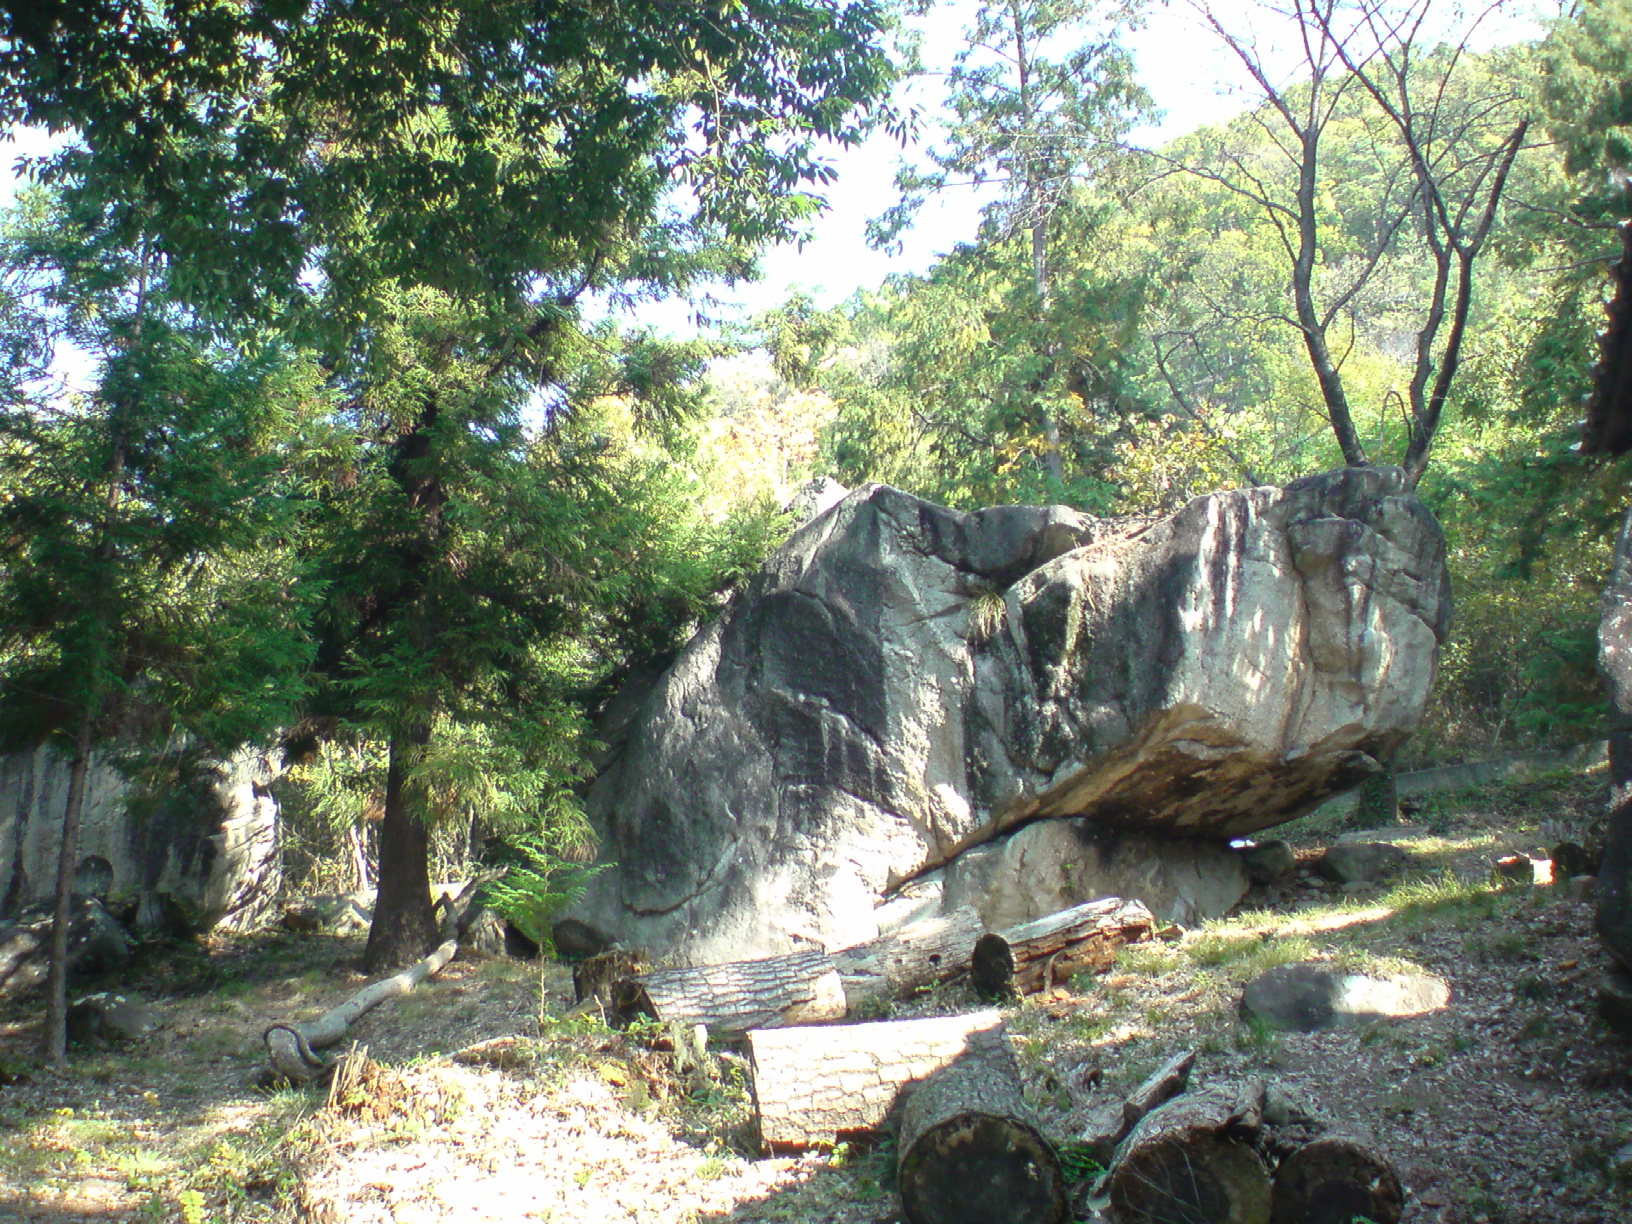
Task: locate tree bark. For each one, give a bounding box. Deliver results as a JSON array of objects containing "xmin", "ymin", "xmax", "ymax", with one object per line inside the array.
[
  {"xmin": 832, "ymin": 906, "xmax": 985, "ymax": 1010},
  {"xmin": 43, "ymin": 715, "xmax": 95, "ymax": 1065},
  {"xmin": 1106, "ymin": 1084, "xmax": 1273, "ymax": 1224},
  {"xmin": 983, "ymin": 897, "xmax": 1156, "ymax": 995},
  {"xmin": 1270, "ymin": 1133, "xmax": 1403, "ymax": 1224},
  {"xmin": 747, "ymin": 1008, "xmax": 1010, "ymax": 1151},
  {"xmin": 363, "ymin": 727, "xmax": 438, "ymax": 972},
  {"xmin": 898, "ymin": 1052, "xmax": 1067, "ymax": 1224},
  {"xmin": 264, "ymin": 936, "xmax": 458, "ymax": 1082},
  {"xmin": 614, "ymin": 949, "xmax": 846, "ymax": 1037}
]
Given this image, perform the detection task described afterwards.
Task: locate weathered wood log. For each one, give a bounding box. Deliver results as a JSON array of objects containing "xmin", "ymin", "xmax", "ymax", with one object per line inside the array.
[
  {"xmin": 982, "ymin": 898, "xmax": 1157, "ymax": 995},
  {"xmin": 1080, "ymin": 1049, "xmax": 1197, "ymax": 1165},
  {"xmin": 263, "ymin": 938, "xmax": 458, "ymax": 1082},
  {"xmin": 1270, "ymin": 1133, "xmax": 1403, "ymax": 1224},
  {"xmin": 747, "ymin": 1008, "xmax": 1010, "ymax": 1151},
  {"xmin": 832, "ymin": 906, "xmax": 986, "ymax": 1009},
  {"xmin": 898, "ymin": 1053, "xmax": 1067, "ymax": 1224},
  {"xmin": 1106, "ymin": 1084, "xmax": 1272, "ymax": 1224},
  {"xmin": 615, "ymin": 949, "xmax": 845, "ymax": 1037}
]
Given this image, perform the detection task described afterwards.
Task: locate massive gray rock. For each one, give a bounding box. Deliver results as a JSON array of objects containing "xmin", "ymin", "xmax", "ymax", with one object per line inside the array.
[
  {"xmin": 0, "ymin": 746, "xmax": 282, "ymax": 933},
  {"xmin": 567, "ymin": 468, "xmax": 1450, "ymax": 963}
]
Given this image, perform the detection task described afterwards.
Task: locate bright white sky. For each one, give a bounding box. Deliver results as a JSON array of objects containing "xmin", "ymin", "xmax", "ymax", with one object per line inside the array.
[
  {"xmin": 0, "ymin": 0, "xmax": 1554, "ymax": 357},
  {"xmin": 633, "ymin": 0, "xmax": 1554, "ymax": 334}
]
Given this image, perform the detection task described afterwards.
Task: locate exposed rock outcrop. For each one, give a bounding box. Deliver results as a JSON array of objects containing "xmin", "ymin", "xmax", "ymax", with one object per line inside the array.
[
  {"xmin": 0, "ymin": 747, "xmax": 282, "ymax": 933},
  {"xmin": 567, "ymin": 468, "xmax": 1450, "ymax": 962}
]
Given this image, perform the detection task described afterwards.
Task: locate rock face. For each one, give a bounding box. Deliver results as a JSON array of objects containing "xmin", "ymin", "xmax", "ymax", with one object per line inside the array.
[
  {"xmin": 567, "ymin": 468, "xmax": 1450, "ymax": 962},
  {"xmin": 0, "ymin": 746, "xmax": 282, "ymax": 933},
  {"xmin": 0, "ymin": 897, "xmax": 132, "ymax": 999}
]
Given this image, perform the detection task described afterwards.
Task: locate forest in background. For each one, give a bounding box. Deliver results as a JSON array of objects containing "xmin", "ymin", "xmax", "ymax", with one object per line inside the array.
[{"xmin": 0, "ymin": 0, "xmax": 1628, "ymax": 1062}]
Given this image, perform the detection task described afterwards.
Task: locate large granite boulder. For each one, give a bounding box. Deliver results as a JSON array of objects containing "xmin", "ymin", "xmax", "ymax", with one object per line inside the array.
[
  {"xmin": 0, "ymin": 747, "xmax": 282, "ymax": 933},
  {"xmin": 567, "ymin": 468, "xmax": 1450, "ymax": 962}
]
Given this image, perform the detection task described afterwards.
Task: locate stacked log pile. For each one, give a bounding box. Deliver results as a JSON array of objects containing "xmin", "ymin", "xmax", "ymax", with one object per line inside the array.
[
  {"xmin": 577, "ymin": 898, "xmax": 1397, "ymax": 1224},
  {"xmin": 1098, "ymin": 1078, "xmax": 1402, "ymax": 1224}
]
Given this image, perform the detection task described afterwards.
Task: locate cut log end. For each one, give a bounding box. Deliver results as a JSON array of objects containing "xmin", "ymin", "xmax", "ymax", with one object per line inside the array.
[
  {"xmin": 898, "ymin": 1056, "xmax": 1067, "ymax": 1224},
  {"xmin": 1270, "ymin": 1135, "xmax": 1403, "ymax": 1224},
  {"xmin": 899, "ymin": 1112, "xmax": 1067, "ymax": 1224},
  {"xmin": 1108, "ymin": 1133, "xmax": 1271, "ymax": 1224}
]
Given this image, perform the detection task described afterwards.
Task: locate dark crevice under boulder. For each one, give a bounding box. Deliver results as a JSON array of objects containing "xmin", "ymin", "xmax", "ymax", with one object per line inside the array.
[{"xmin": 565, "ymin": 468, "xmax": 1450, "ymax": 963}]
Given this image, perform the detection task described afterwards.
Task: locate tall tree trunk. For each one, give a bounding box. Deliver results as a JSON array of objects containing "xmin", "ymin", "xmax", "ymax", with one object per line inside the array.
[
  {"xmin": 363, "ymin": 727, "xmax": 438, "ymax": 972},
  {"xmin": 43, "ymin": 711, "xmax": 95, "ymax": 1065}
]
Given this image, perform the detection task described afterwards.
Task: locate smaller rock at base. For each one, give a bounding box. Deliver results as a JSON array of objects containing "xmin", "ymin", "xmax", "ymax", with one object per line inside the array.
[
  {"xmin": 1237, "ymin": 839, "xmax": 1296, "ymax": 886},
  {"xmin": 1316, "ymin": 842, "xmax": 1410, "ymax": 886},
  {"xmin": 67, "ymin": 992, "xmax": 161, "ymax": 1045},
  {"xmin": 1242, "ymin": 962, "xmax": 1449, "ymax": 1032},
  {"xmin": 1597, "ymin": 967, "xmax": 1632, "ymax": 1037}
]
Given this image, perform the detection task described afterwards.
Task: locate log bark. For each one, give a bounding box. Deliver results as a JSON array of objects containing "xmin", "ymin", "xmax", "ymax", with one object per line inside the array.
[
  {"xmin": 615, "ymin": 949, "xmax": 845, "ymax": 1037},
  {"xmin": 1270, "ymin": 1133, "xmax": 1403, "ymax": 1224},
  {"xmin": 986, "ymin": 898, "xmax": 1156, "ymax": 995},
  {"xmin": 1106, "ymin": 1084, "xmax": 1272, "ymax": 1224},
  {"xmin": 747, "ymin": 1008, "xmax": 1010, "ymax": 1151},
  {"xmin": 898, "ymin": 1053, "xmax": 1067, "ymax": 1224},
  {"xmin": 832, "ymin": 906, "xmax": 985, "ymax": 1010},
  {"xmin": 264, "ymin": 937, "xmax": 458, "ymax": 1082}
]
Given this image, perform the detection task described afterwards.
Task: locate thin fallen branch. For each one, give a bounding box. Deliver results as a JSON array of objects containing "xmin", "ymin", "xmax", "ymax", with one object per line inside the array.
[{"xmin": 263, "ymin": 937, "xmax": 459, "ymax": 1082}]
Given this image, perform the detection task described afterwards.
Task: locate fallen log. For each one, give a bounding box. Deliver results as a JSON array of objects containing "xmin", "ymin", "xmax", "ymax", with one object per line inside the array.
[
  {"xmin": 898, "ymin": 1053, "xmax": 1068, "ymax": 1224},
  {"xmin": 1270, "ymin": 1133, "xmax": 1403, "ymax": 1224},
  {"xmin": 614, "ymin": 949, "xmax": 846, "ymax": 1037},
  {"xmin": 982, "ymin": 897, "xmax": 1157, "ymax": 996},
  {"xmin": 747, "ymin": 1008, "xmax": 1009, "ymax": 1151},
  {"xmin": 1106, "ymin": 1083, "xmax": 1272, "ymax": 1224},
  {"xmin": 1079, "ymin": 1049, "xmax": 1197, "ymax": 1165},
  {"xmin": 832, "ymin": 906, "xmax": 985, "ymax": 1010},
  {"xmin": 263, "ymin": 937, "xmax": 458, "ymax": 1083}
]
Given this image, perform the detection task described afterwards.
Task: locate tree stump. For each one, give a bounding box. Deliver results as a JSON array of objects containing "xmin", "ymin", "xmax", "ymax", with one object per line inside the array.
[
  {"xmin": 1106, "ymin": 1085, "xmax": 1272, "ymax": 1224},
  {"xmin": 747, "ymin": 1008, "xmax": 1009, "ymax": 1151},
  {"xmin": 615, "ymin": 949, "xmax": 846, "ymax": 1037},
  {"xmin": 897, "ymin": 1054, "xmax": 1067, "ymax": 1224}
]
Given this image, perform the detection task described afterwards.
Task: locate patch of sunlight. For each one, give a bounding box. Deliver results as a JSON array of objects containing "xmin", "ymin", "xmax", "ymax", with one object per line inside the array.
[{"xmin": 1399, "ymin": 833, "xmax": 1500, "ymax": 856}]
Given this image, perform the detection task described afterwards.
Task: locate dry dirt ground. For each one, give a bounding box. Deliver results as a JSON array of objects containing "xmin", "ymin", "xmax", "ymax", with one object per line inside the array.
[{"xmin": 2, "ymin": 771, "xmax": 1631, "ymax": 1224}]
